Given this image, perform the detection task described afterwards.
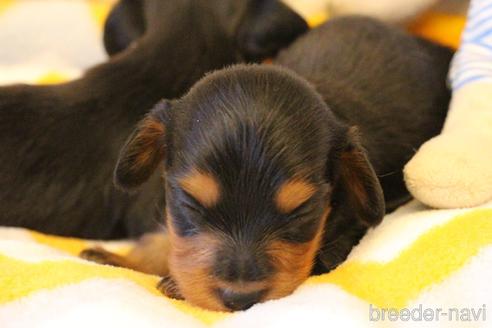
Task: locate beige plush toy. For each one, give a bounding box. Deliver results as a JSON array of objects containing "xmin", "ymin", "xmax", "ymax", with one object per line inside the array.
[{"xmin": 403, "ymin": 0, "xmax": 492, "ymax": 209}]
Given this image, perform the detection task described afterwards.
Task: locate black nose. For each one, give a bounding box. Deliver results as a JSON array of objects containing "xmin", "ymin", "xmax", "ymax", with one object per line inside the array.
[
  {"xmin": 218, "ymin": 289, "xmax": 266, "ymax": 311},
  {"xmin": 213, "ymin": 251, "xmax": 274, "ymax": 282}
]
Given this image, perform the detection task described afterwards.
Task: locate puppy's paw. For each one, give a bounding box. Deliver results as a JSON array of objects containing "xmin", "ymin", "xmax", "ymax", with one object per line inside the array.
[
  {"xmin": 157, "ymin": 275, "xmax": 183, "ymax": 300},
  {"xmin": 404, "ymin": 132, "xmax": 492, "ymax": 208},
  {"xmin": 80, "ymin": 247, "xmax": 123, "ymax": 267}
]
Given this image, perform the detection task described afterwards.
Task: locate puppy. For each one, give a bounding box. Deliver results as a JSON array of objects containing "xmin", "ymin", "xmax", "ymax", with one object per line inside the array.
[
  {"xmin": 103, "ymin": 0, "xmax": 308, "ymax": 62},
  {"xmin": 0, "ymin": 0, "xmax": 307, "ymax": 238},
  {"xmin": 81, "ymin": 16, "xmax": 453, "ymax": 311}
]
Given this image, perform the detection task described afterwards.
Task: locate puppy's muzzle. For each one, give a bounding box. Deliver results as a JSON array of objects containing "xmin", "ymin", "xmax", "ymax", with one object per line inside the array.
[{"xmin": 216, "ymin": 288, "xmax": 267, "ymax": 311}]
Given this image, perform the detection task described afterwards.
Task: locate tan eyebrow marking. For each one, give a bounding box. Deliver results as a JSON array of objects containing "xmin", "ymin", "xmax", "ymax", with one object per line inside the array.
[
  {"xmin": 275, "ymin": 179, "xmax": 316, "ymax": 214},
  {"xmin": 179, "ymin": 170, "xmax": 221, "ymax": 208}
]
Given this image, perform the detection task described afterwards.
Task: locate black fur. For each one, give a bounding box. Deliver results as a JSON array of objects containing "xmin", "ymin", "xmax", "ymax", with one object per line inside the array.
[
  {"xmin": 276, "ymin": 16, "xmax": 452, "ymax": 212},
  {"xmin": 115, "ymin": 16, "xmax": 453, "ymax": 281},
  {"xmin": 103, "ymin": 0, "xmax": 145, "ymax": 56},
  {"xmin": 274, "ymin": 17, "xmax": 452, "ymax": 272},
  {"xmin": 0, "ymin": 0, "xmax": 307, "ymax": 238}
]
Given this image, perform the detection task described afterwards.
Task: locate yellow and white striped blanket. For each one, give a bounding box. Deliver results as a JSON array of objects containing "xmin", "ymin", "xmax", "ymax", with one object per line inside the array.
[
  {"xmin": 0, "ymin": 1, "xmax": 490, "ymax": 327},
  {"xmin": 1, "ymin": 202, "xmax": 491, "ymax": 327}
]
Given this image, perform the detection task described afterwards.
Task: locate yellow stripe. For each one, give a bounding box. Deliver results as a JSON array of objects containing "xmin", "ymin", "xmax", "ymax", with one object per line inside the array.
[
  {"xmin": 307, "ymin": 12, "xmax": 329, "ymax": 28},
  {"xmin": 3, "ymin": 209, "xmax": 491, "ymax": 324},
  {"xmin": 29, "ymin": 230, "xmax": 89, "ymax": 255},
  {"xmin": 0, "ymin": 0, "xmax": 14, "ymax": 16},
  {"xmin": 87, "ymin": 0, "xmax": 116, "ymax": 30},
  {"xmin": 0, "ymin": 254, "xmax": 228, "ymax": 325},
  {"xmin": 0, "ymin": 255, "xmax": 160, "ymax": 305},
  {"xmin": 36, "ymin": 72, "xmax": 70, "ymax": 85},
  {"xmin": 308, "ymin": 209, "xmax": 492, "ymax": 308},
  {"xmin": 29, "ymin": 231, "xmax": 135, "ymax": 256}
]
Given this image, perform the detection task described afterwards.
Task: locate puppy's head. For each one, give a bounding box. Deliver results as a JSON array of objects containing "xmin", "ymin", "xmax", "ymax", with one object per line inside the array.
[
  {"xmin": 106, "ymin": 0, "xmax": 308, "ymax": 62},
  {"xmin": 114, "ymin": 65, "xmax": 384, "ymax": 311},
  {"xmin": 198, "ymin": 0, "xmax": 309, "ymax": 61}
]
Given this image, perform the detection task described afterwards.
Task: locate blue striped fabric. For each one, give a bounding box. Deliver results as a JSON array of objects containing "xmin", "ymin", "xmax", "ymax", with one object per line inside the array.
[{"xmin": 449, "ymin": 0, "xmax": 492, "ymax": 90}]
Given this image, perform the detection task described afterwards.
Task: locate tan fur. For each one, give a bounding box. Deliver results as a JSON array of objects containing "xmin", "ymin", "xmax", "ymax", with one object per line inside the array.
[
  {"xmin": 166, "ymin": 216, "xmax": 227, "ymax": 311},
  {"xmin": 265, "ymin": 206, "xmax": 330, "ymax": 300},
  {"xmin": 275, "ymin": 179, "xmax": 316, "ymax": 213},
  {"xmin": 124, "ymin": 231, "xmax": 171, "ymax": 276},
  {"xmin": 133, "ymin": 117, "xmax": 166, "ymax": 169},
  {"xmin": 339, "ymin": 150, "xmax": 369, "ymax": 205},
  {"xmin": 81, "ymin": 206, "xmax": 332, "ymax": 312},
  {"xmin": 167, "ymin": 206, "xmax": 331, "ymax": 311},
  {"xmin": 179, "ymin": 170, "xmax": 221, "ymax": 208},
  {"xmin": 124, "ymin": 116, "xmax": 166, "ymax": 171},
  {"xmin": 80, "ymin": 232, "xmax": 170, "ymax": 276}
]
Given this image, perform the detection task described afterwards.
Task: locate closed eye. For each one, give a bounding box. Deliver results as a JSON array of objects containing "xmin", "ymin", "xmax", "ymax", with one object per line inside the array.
[
  {"xmin": 182, "ymin": 201, "xmax": 204, "ymax": 216},
  {"xmin": 280, "ymin": 201, "xmax": 324, "ymax": 243},
  {"xmin": 180, "ymin": 190, "xmax": 207, "ymax": 215},
  {"xmin": 279, "ymin": 183, "xmax": 331, "ymax": 218},
  {"xmin": 286, "ymin": 200, "xmax": 317, "ymax": 221},
  {"xmin": 170, "ymin": 190, "xmax": 207, "ymax": 237},
  {"xmin": 172, "ymin": 208, "xmax": 201, "ymax": 237},
  {"xmin": 280, "ymin": 214, "xmax": 321, "ymax": 243}
]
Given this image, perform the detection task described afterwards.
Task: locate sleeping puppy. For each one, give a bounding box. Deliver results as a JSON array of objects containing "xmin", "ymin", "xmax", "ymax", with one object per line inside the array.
[
  {"xmin": 102, "ymin": 0, "xmax": 308, "ymax": 61},
  {"xmin": 81, "ymin": 16, "xmax": 453, "ymax": 311},
  {"xmin": 0, "ymin": 0, "xmax": 307, "ymax": 238}
]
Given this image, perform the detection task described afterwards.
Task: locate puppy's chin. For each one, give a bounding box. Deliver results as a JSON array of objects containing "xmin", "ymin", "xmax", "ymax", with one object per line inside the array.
[
  {"xmin": 166, "ymin": 231, "xmax": 321, "ymax": 311},
  {"xmin": 171, "ymin": 270, "xmax": 313, "ymax": 312},
  {"xmin": 170, "ymin": 271, "xmax": 228, "ymax": 311},
  {"xmin": 165, "ymin": 210, "xmax": 329, "ymax": 311},
  {"xmin": 168, "ymin": 245, "xmax": 319, "ymax": 312},
  {"xmin": 166, "ymin": 234, "xmax": 226, "ymax": 310}
]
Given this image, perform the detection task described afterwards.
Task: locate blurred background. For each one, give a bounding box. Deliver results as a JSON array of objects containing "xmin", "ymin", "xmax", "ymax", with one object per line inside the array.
[
  {"xmin": 0, "ymin": 0, "xmax": 117, "ymax": 84},
  {"xmin": 0, "ymin": 0, "xmax": 469, "ymax": 85}
]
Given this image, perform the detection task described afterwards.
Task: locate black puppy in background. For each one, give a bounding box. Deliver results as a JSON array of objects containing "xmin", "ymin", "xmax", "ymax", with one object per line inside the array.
[
  {"xmin": 0, "ymin": 0, "xmax": 307, "ymax": 238},
  {"xmin": 103, "ymin": 0, "xmax": 306, "ymax": 62},
  {"xmin": 81, "ymin": 17, "xmax": 452, "ymax": 311}
]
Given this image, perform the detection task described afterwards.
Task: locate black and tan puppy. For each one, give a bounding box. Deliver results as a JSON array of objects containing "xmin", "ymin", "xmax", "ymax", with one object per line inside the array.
[
  {"xmin": 81, "ymin": 17, "xmax": 453, "ymax": 311},
  {"xmin": 0, "ymin": 0, "xmax": 307, "ymax": 238}
]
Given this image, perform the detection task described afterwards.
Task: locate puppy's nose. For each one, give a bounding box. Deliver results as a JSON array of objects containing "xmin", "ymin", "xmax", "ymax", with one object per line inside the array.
[
  {"xmin": 218, "ymin": 289, "xmax": 265, "ymax": 311},
  {"xmin": 213, "ymin": 252, "xmax": 274, "ymax": 282}
]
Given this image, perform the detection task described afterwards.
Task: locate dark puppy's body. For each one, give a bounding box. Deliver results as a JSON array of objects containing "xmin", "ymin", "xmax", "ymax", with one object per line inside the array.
[
  {"xmin": 103, "ymin": 0, "xmax": 145, "ymax": 56},
  {"xmin": 82, "ymin": 17, "xmax": 453, "ymax": 311},
  {"xmin": 0, "ymin": 0, "xmax": 307, "ymax": 238},
  {"xmin": 276, "ymin": 17, "xmax": 452, "ymax": 211},
  {"xmin": 275, "ymin": 17, "xmax": 453, "ymax": 271}
]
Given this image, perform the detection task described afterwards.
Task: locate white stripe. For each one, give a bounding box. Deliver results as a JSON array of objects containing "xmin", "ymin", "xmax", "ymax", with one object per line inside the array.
[
  {"xmin": 466, "ymin": 7, "xmax": 492, "ymax": 31},
  {"xmin": 453, "ymin": 67, "xmax": 492, "ymax": 83},
  {"xmin": 469, "ymin": 0, "xmax": 492, "ymax": 17},
  {"xmin": 456, "ymin": 43, "xmax": 492, "ymax": 57},
  {"xmin": 450, "ymin": 0, "xmax": 492, "ymax": 89},
  {"xmin": 0, "ymin": 279, "xmax": 206, "ymax": 328},
  {"xmin": 462, "ymin": 19, "xmax": 492, "ymax": 41}
]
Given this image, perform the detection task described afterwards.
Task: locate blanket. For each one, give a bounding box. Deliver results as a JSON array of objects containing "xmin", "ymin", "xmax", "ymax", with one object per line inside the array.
[
  {"xmin": 1, "ymin": 202, "xmax": 491, "ymax": 327},
  {"xmin": 1, "ymin": 1, "xmax": 490, "ymax": 327}
]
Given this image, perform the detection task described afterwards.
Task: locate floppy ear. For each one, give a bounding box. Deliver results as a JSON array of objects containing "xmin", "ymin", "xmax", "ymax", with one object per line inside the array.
[
  {"xmin": 103, "ymin": 0, "xmax": 145, "ymax": 56},
  {"xmin": 114, "ymin": 100, "xmax": 171, "ymax": 190},
  {"xmin": 314, "ymin": 127, "xmax": 385, "ymax": 272},
  {"xmin": 235, "ymin": 0, "xmax": 308, "ymax": 61},
  {"xmin": 329, "ymin": 127, "xmax": 385, "ymax": 227}
]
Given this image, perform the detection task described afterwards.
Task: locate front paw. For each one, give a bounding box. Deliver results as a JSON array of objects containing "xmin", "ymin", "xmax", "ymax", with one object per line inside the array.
[
  {"xmin": 80, "ymin": 247, "xmax": 121, "ymax": 266},
  {"xmin": 157, "ymin": 275, "xmax": 183, "ymax": 300}
]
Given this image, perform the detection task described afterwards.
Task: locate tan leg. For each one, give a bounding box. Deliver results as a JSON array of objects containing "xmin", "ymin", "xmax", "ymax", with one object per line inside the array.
[
  {"xmin": 80, "ymin": 231, "xmax": 171, "ymax": 277},
  {"xmin": 80, "ymin": 231, "xmax": 183, "ymax": 299}
]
